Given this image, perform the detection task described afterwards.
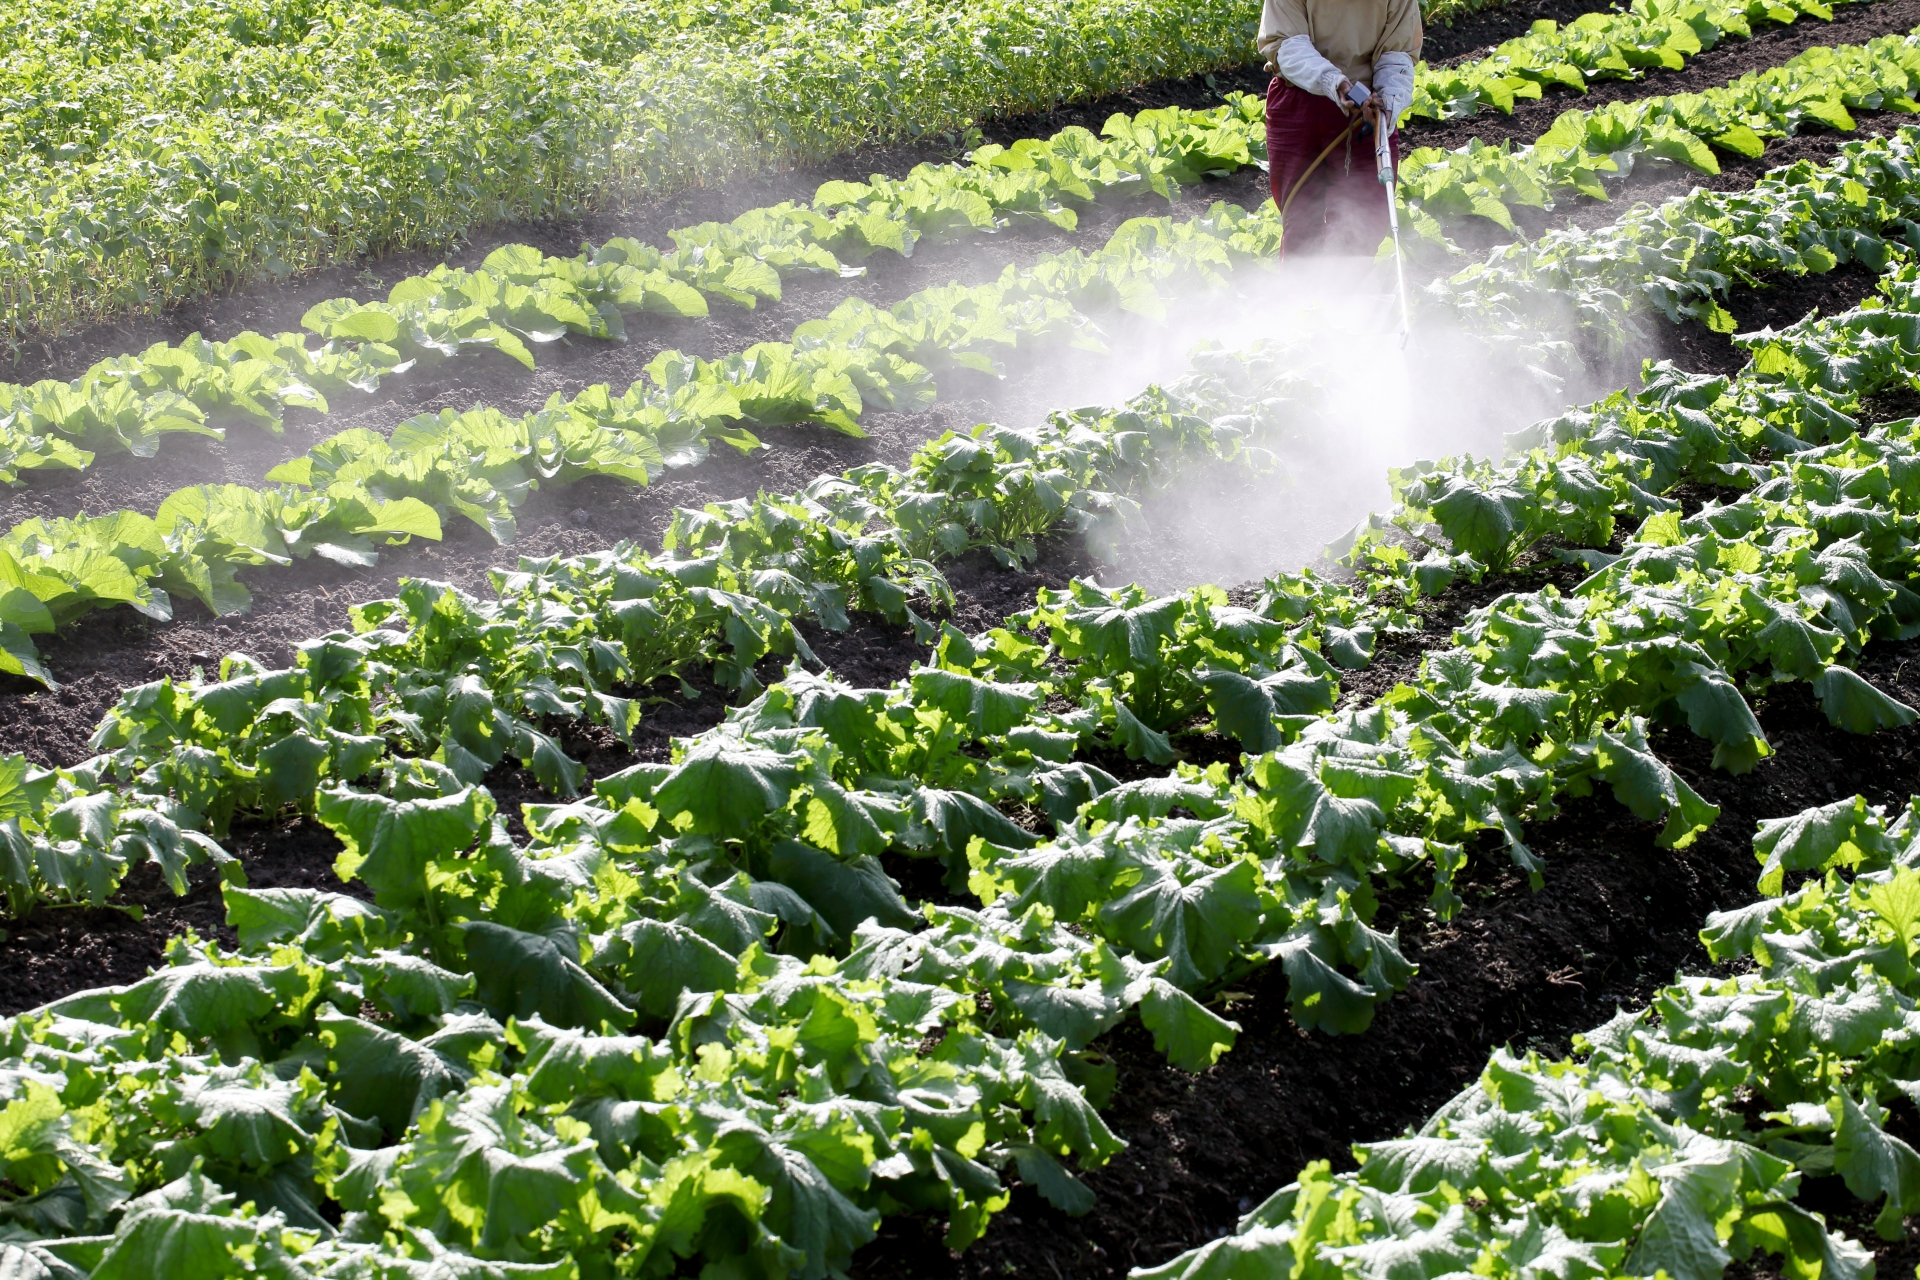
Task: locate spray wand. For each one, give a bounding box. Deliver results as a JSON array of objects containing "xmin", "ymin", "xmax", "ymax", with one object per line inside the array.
[
  {"xmin": 1376, "ymin": 114, "xmax": 1411, "ymax": 349},
  {"xmin": 1345, "ymin": 82, "xmax": 1412, "ymax": 349}
]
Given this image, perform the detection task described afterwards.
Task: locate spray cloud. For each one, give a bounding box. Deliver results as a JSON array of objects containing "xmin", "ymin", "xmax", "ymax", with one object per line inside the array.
[{"xmin": 977, "ymin": 249, "xmax": 1607, "ymax": 593}]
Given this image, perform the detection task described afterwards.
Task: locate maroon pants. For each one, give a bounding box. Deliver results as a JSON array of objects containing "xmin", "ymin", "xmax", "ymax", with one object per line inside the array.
[{"xmin": 1266, "ymin": 77, "xmax": 1400, "ymax": 259}]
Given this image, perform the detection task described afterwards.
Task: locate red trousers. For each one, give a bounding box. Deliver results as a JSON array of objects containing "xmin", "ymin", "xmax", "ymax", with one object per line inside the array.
[{"xmin": 1266, "ymin": 77, "xmax": 1400, "ymax": 258}]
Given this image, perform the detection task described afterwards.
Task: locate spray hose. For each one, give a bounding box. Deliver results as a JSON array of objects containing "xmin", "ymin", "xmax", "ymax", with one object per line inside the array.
[{"xmin": 1275, "ymin": 115, "xmax": 1361, "ymax": 222}]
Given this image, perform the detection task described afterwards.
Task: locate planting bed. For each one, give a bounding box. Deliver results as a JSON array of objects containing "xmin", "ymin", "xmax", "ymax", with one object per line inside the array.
[{"xmin": 3, "ymin": 0, "xmax": 1920, "ymax": 1276}]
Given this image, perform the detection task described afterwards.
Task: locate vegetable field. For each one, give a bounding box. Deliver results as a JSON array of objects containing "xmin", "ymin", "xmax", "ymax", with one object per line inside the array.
[{"xmin": 5, "ymin": 0, "xmax": 1920, "ymax": 1276}]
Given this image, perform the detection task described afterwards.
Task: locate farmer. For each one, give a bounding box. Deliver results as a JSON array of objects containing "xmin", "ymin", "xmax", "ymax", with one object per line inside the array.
[{"xmin": 1258, "ymin": 0, "xmax": 1422, "ymax": 257}]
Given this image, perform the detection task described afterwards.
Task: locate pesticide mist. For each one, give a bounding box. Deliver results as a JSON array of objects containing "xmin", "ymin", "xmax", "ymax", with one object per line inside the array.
[{"xmin": 1073, "ymin": 253, "xmax": 1583, "ymax": 593}]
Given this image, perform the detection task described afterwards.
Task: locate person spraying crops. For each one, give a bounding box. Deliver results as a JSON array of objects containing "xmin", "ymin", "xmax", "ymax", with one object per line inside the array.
[{"xmin": 1258, "ymin": 0, "xmax": 1421, "ymax": 259}]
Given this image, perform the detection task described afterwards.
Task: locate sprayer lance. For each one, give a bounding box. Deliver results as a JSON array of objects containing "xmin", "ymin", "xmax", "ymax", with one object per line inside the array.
[{"xmin": 1374, "ymin": 112, "xmax": 1412, "ymax": 350}]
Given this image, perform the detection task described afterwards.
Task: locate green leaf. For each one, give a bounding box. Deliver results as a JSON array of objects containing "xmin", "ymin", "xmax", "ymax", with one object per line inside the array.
[
  {"xmin": 1468, "ymin": 683, "xmax": 1570, "ymax": 744},
  {"xmin": 1109, "ymin": 696, "xmax": 1176, "ymax": 764},
  {"xmin": 711, "ymin": 1124, "xmax": 879, "ymax": 1277},
  {"xmin": 910, "ymin": 668, "xmax": 1042, "ymax": 737},
  {"xmin": 1590, "ymin": 723, "xmax": 1719, "ymax": 848},
  {"xmin": 1056, "ymin": 594, "xmax": 1183, "ymax": 666},
  {"xmin": 0, "ymin": 623, "xmax": 52, "ymax": 687},
  {"xmin": 112, "ymin": 962, "xmax": 302, "ymax": 1044},
  {"xmin": 763, "ymin": 840, "xmax": 918, "ymax": 941},
  {"xmin": 329, "ymin": 308, "xmax": 402, "ymax": 345},
  {"xmin": 461, "ymin": 921, "xmax": 633, "ymax": 1033},
  {"xmin": 317, "ymin": 786, "xmax": 495, "ymax": 910},
  {"xmin": 1010, "ymin": 1037, "xmax": 1124, "ymax": 1164},
  {"xmin": 0, "ymin": 755, "xmax": 53, "ymax": 824},
  {"xmin": 1139, "ymin": 978, "xmax": 1238, "ymax": 1071},
  {"xmin": 1425, "ymin": 476, "xmax": 1521, "ymax": 564},
  {"xmin": 509, "ymin": 1014, "xmax": 679, "ymax": 1106},
  {"xmin": 90, "ymin": 1172, "xmax": 299, "ymax": 1280},
  {"xmin": 911, "ymin": 788, "xmax": 1038, "ymax": 864},
  {"xmin": 223, "ymin": 886, "xmax": 397, "ymax": 958},
  {"xmin": 1198, "ymin": 668, "xmax": 1335, "ymax": 753},
  {"xmin": 1100, "ymin": 858, "xmax": 1261, "ymax": 990},
  {"xmin": 1645, "ymin": 126, "xmax": 1720, "ymax": 175},
  {"xmin": 1674, "ymin": 662, "xmax": 1769, "ymax": 773},
  {"xmin": 173, "ymin": 1072, "xmax": 315, "ymax": 1169},
  {"xmin": 1861, "ymin": 867, "xmax": 1920, "ymax": 956},
  {"xmin": 1754, "ymin": 795, "xmax": 1891, "ymax": 894},
  {"xmin": 673, "ymin": 876, "xmax": 777, "ymax": 954},
  {"xmin": 1268, "ymin": 932, "xmax": 1378, "ymax": 1035},
  {"xmin": 1830, "ymin": 1089, "xmax": 1920, "ymax": 1238},
  {"xmin": 1711, "ymin": 124, "xmax": 1767, "ymax": 159},
  {"xmin": 1737, "ymin": 1202, "xmax": 1873, "ymax": 1280},
  {"xmin": 1009, "ymin": 1144, "xmax": 1097, "ymax": 1216},
  {"xmin": 650, "ymin": 740, "xmax": 799, "ymax": 840},
  {"xmin": 595, "ymin": 918, "xmax": 739, "ymax": 1018},
  {"xmin": 1812, "ymin": 665, "xmax": 1918, "ymax": 735},
  {"xmin": 1624, "ymin": 1153, "xmax": 1741, "ymax": 1280}
]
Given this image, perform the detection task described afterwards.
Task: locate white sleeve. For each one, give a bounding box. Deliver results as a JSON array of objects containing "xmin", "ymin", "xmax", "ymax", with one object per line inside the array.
[
  {"xmin": 1372, "ymin": 51, "xmax": 1415, "ymax": 129},
  {"xmin": 1276, "ymin": 34, "xmax": 1347, "ymax": 107}
]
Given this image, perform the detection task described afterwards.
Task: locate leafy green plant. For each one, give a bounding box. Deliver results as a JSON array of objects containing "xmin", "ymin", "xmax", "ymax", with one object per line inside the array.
[{"xmin": 1146, "ymin": 788, "xmax": 1920, "ymax": 1280}]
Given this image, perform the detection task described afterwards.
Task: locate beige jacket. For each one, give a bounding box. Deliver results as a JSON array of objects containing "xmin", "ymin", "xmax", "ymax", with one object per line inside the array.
[{"xmin": 1257, "ymin": 0, "xmax": 1423, "ymax": 90}]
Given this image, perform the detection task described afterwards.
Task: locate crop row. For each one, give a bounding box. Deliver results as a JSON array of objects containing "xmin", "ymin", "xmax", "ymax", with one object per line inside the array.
[
  {"xmin": 0, "ymin": 94, "xmax": 1271, "ymax": 477},
  {"xmin": 0, "ymin": 91, "xmax": 1317, "ymax": 474},
  {"xmin": 1402, "ymin": 25, "xmax": 1920, "ymax": 240},
  {"xmin": 0, "ymin": 200, "xmax": 1292, "ymax": 684},
  {"xmin": 10, "ymin": 118, "xmax": 1920, "ymax": 686},
  {"xmin": 1141, "ymin": 790, "xmax": 1920, "ymax": 1280},
  {"xmin": 1413, "ymin": 0, "xmax": 1854, "ymax": 118},
  {"xmin": 0, "ymin": 0, "xmax": 1263, "ymax": 343},
  {"xmin": 17, "ymin": 10, "xmax": 1918, "ymax": 493},
  {"xmin": 4, "ymin": 172, "xmax": 1920, "ymax": 1273},
  {"xmin": 0, "ymin": 0, "xmax": 1868, "ymax": 342}
]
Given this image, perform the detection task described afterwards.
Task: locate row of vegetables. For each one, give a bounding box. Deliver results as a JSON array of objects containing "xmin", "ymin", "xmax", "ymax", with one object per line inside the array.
[
  {"xmin": 0, "ymin": 0, "xmax": 1263, "ymax": 341},
  {"xmin": 0, "ymin": 84, "xmax": 1283, "ymax": 483},
  {"xmin": 1143, "ymin": 788, "xmax": 1920, "ymax": 1279},
  {"xmin": 11, "ymin": 111, "xmax": 1920, "ymax": 686},
  {"xmin": 1401, "ymin": 25, "xmax": 1920, "ymax": 243},
  {"xmin": 0, "ymin": 0, "xmax": 1882, "ymax": 342},
  {"xmin": 14, "ymin": 7, "xmax": 1920, "ymax": 500},
  {"xmin": 6, "ymin": 151, "xmax": 1920, "ymax": 1269},
  {"xmin": 0, "ymin": 199, "xmax": 1291, "ymax": 685}
]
